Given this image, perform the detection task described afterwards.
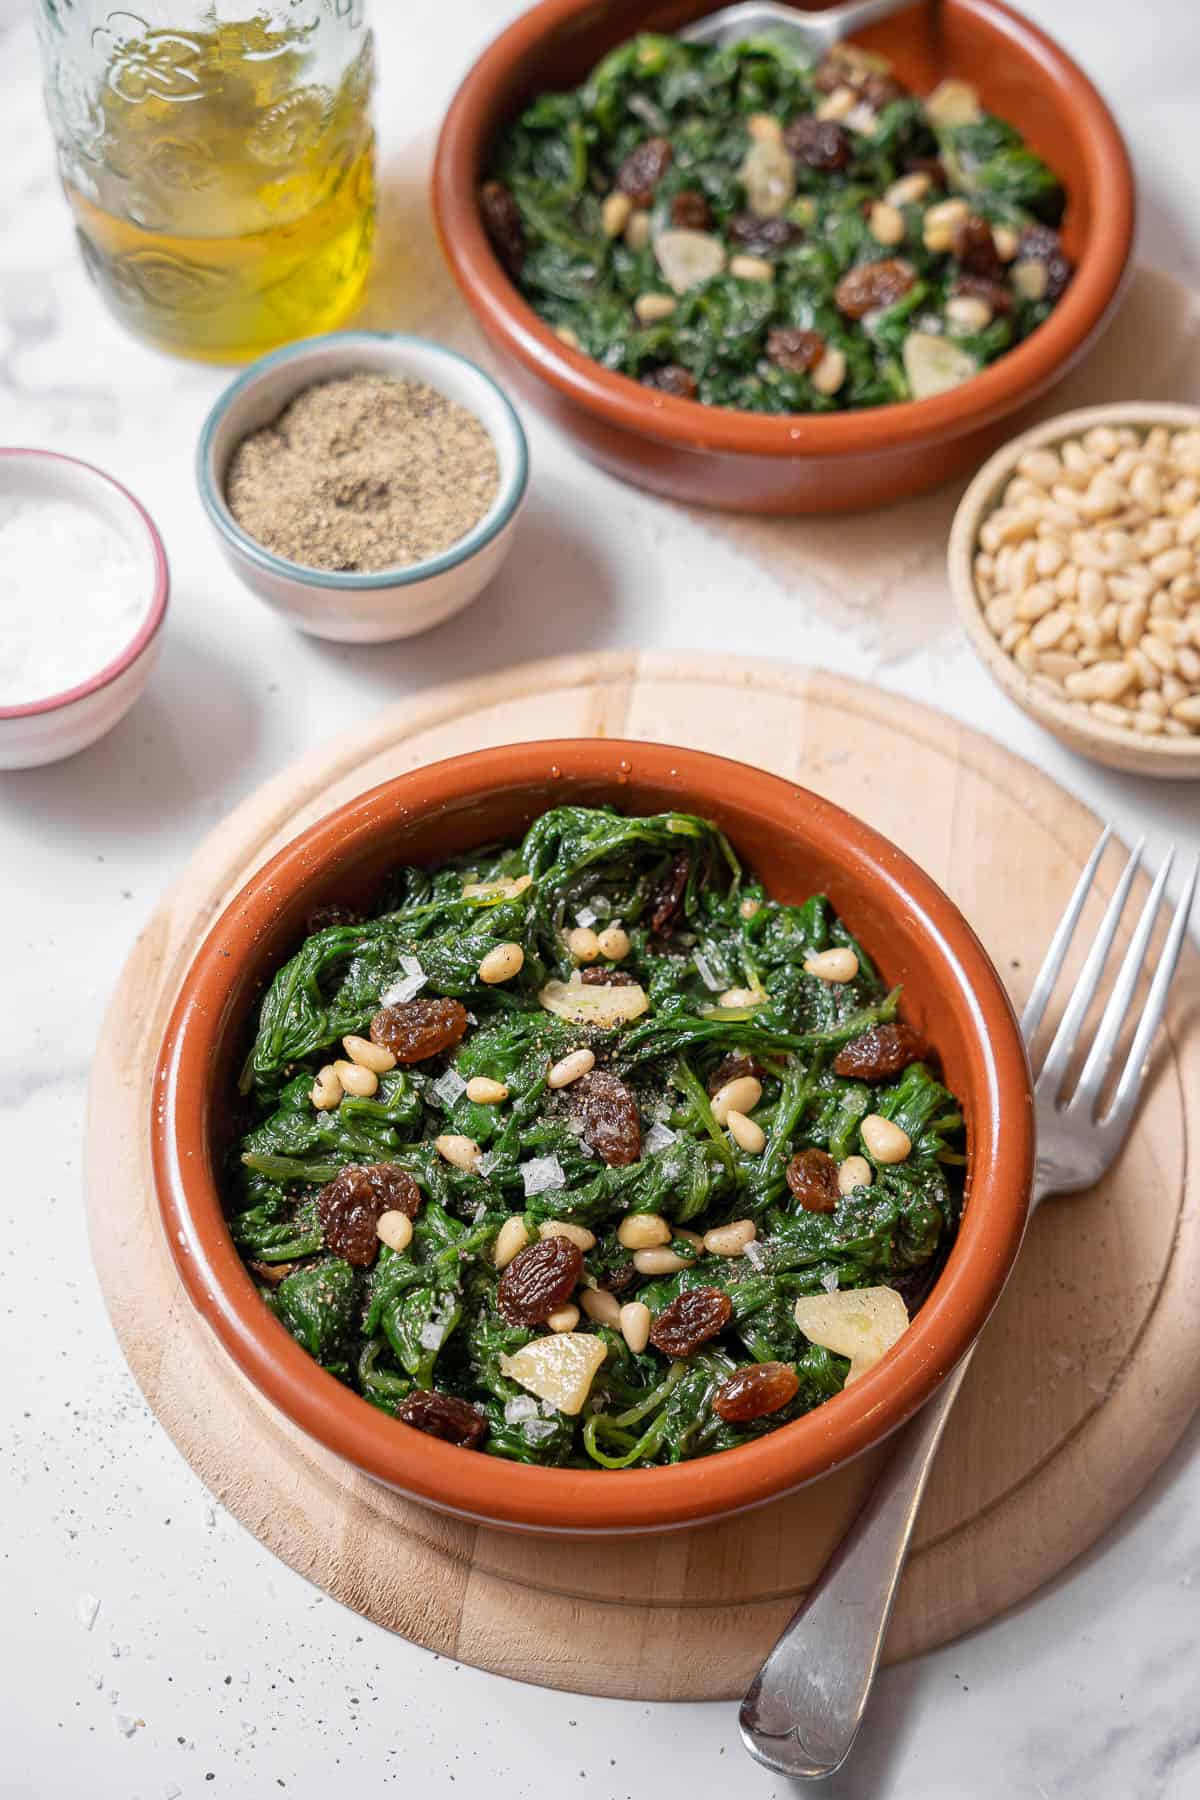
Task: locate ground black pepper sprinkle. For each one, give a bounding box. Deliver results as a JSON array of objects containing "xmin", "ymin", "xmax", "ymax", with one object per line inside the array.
[{"xmin": 225, "ymin": 372, "xmax": 500, "ymax": 572}]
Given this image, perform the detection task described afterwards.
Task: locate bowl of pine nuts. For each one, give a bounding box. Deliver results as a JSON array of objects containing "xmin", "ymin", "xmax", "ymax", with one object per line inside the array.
[{"xmin": 948, "ymin": 403, "xmax": 1200, "ymax": 778}]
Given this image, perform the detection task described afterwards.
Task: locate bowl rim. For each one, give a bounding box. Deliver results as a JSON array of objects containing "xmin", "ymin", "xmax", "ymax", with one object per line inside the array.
[
  {"xmin": 152, "ymin": 738, "xmax": 1035, "ymax": 1534},
  {"xmin": 0, "ymin": 449, "xmax": 169, "ymax": 722},
  {"xmin": 195, "ymin": 332, "xmax": 530, "ymax": 591},
  {"xmin": 947, "ymin": 401, "xmax": 1200, "ymax": 773},
  {"xmin": 431, "ymin": 0, "xmax": 1135, "ymax": 460}
]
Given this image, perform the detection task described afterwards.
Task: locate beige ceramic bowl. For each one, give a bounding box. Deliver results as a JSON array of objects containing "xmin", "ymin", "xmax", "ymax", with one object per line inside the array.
[{"xmin": 948, "ymin": 403, "xmax": 1200, "ymax": 779}]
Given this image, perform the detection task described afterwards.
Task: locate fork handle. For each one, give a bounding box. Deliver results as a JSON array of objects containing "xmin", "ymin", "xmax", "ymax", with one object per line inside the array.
[{"xmin": 738, "ymin": 1347, "xmax": 975, "ymax": 1781}]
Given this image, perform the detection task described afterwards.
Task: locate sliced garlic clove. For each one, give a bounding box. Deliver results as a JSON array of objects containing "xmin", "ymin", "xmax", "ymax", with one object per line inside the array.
[
  {"xmin": 538, "ymin": 977, "xmax": 650, "ymax": 1027},
  {"xmin": 793, "ymin": 1286, "xmax": 909, "ymax": 1384},
  {"xmin": 738, "ymin": 138, "xmax": 796, "ymax": 218},
  {"xmin": 903, "ymin": 331, "xmax": 979, "ymax": 401},
  {"xmin": 653, "ymin": 228, "xmax": 727, "ymax": 295},
  {"xmin": 500, "ymin": 1333, "xmax": 609, "ymax": 1415}
]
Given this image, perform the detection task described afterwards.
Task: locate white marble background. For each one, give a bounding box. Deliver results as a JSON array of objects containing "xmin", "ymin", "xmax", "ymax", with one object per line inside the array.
[{"xmin": 2, "ymin": 1, "xmax": 1198, "ymax": 1795}]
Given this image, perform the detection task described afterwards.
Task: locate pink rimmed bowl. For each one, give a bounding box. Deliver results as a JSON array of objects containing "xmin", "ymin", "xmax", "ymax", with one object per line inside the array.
[{"xmin": 0, "ymin": 450, "xmax": 169, "ymax": 770}]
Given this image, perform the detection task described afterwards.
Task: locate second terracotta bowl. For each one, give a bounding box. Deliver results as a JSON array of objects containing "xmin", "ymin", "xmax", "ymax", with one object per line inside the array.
[
  {"xmin": 152, "ymin": 741, "xmax": 1034, "ymax": 1535},
  {"xmin": 432, "ymin": 0, "xmax": 1134, "ymax": 514}
]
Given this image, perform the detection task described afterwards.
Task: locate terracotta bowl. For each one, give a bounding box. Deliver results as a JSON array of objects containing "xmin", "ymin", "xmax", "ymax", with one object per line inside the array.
[
  {"xmin": 152, "ymin": 741, "xmax": 1034, "ymax": 1535},
  {"xmin": 432, "ymin": 0, "xmax": 1134, "ymax": 515}
]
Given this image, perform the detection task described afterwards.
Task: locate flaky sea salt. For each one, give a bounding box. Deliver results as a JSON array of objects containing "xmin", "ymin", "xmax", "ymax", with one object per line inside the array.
[
  {"xmin": 523, "ymin": 1418, "xmax": 558, "ymax": 1443},
  {"xmin": 693, "ymin": 950, "xmax": 724, "ymax": 991},
  {"xmin": 743, "ymin": 1240, "xmax": 767, "ymax": 1271},
  {"xmin": 574, "ymin": 906, "xmax": 597, "ymax": 928},
  {"xmin": 643, "ymin": 1121, "xmax": 677, "ymax": 1155},
  {"xmin": 419, "ymin": 1320, "xmax": 445, "ymax": 1351},
  {"xmin": 820, "ymin": 1269, "xmax": 840, "ymax": 1293},
  {"xmin": 0, "ymin": 493, "xmax": 148, "ymax": 706},
  {"xmin": 430, "ymin": 1068, "xmax": 467, "ymax": 1108},
  {"xmin": 381, "ymin": 954, "xmax": 427, "ymax": 1005},
  {"xmin": 504, "ymin": 1395, "xmax": 538, "ymax": 1424},
  {"xmin": 520, "ymin": 1154, "xmax": 566, "ymax": 1197}
]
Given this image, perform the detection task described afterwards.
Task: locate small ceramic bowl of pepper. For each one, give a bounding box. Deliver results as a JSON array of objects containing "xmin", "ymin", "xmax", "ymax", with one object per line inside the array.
[{"xmin": 197, "ymin": 332, "xmax": 529, "ymax": 644}]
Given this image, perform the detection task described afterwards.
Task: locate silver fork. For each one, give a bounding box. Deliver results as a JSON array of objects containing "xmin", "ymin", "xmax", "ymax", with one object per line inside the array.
[
  {"xmin": 740, "ymin": 829, "xmax": 1198, "ymax": 1781},
  {"xmin": 682, "ymin": 0, "xmax": 921, "ymax": 57}
]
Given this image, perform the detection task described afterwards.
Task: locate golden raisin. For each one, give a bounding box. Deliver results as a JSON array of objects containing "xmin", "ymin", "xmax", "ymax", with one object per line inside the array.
[
  {"xmin": 369, "ymin": 997, "xmax": 468, "ymax": 1063},
  {"xmin": 713, "ymin": 1361, "xmax": 800, "ymax": 1422},
  {"xmin": 832, "ymin": 1022, "xmax": 930, "ymax": 1081},
  {"xmin": 497, "ymin": 1236, "xmax": 584, "ymax": 1326},
  {"xmin": 397, "ymin": 1390, "xmax": 488, "ymax": 1449},
  {"xmin": 648, "ymin": 1287, "xmax": 732, "ymax": 1356},
  {"xmin": 785, "ymin": 1148, "xmax": 840, "ymax": 1214}
]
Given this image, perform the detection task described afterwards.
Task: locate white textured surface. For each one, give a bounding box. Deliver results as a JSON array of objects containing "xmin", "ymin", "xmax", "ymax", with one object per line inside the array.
[{"xmin": 2, "ymin": 2, "xmax": 1199, "ymax": 1796}]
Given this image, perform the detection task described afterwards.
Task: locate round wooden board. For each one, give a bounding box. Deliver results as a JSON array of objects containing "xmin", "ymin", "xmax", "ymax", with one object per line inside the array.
[{"xmin": 86, "ymin": 652, "xmax": 1200, "ymax": 1701}]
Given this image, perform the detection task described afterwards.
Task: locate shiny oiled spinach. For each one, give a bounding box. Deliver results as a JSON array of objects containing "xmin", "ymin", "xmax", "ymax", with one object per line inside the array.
[
  {"xmin": 229, "ymin": 806, "xmax": 965, "ymax": 1467},
  {"xmin": 481, "ymin": 34, "xmax": 1070, "ymax": 413}
]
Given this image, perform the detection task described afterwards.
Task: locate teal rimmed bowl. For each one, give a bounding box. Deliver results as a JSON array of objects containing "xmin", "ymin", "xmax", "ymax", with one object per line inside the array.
[{"xmin": 196, "ymin": 332, "xmax": 529, "ymax": 643}]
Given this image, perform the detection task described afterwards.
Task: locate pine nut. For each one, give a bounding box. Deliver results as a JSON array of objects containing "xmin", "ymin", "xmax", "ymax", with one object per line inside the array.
[
  {"xmin": 710, "ymin": 1075, "xmax": 762, "ymax": 1125},
  {"xmin": 703, "ymin": 1219, "xmax": 757, "ymax": 1257},
  {"xmin": 566, "ymin": 926, "xmax": 601, "ymax": 962},
  {"xmin": 554, "ymin": 325, "xmax": 580, "ymax": 349},
  {"xmin": 547, "ymin": 1047, "xmax": 596, "ymax": 1089},
  {"xmin": 885, "ymin": 171, "xmax": 931, "ymax": 206},
  {"xmin": 816, "ymin": 84, "xmax": 856, "ymax": 120},
  {"xmin": 729, "ymin": 253, "xmax": 773, "ymax": 281},
  {"xmin": 747, "ymin": 112, "xmax": 784, "ymax": 143},
  {"xmin": 580, "ymin": 1288, "xmax": 622, "ymax": 1327},
  {"xmin": 618, "ymin": 1212, "xmax": 671, "ymax": 1249},
  {"xmin": 334, "ymin": 1059, "xmax": 378, "ymax": 1098},
  {"xmin": 1013, "ymin": 258, "xmax": 1048, "ymax": 301},
  {"xmin": 479, "ymin": 941, "xmax": 524, "ymax": 984},
  {"xmin": 810, "ymin": 346, "xmax": 847, "ymax": 397},
  {"xmin": 718, "ymin": 986, "xmax": 761, "ymax": 1008},
  {"xmin": 861, "ymin": 1114, "xmax": 912, "ymax": 1163},
  {"xmin": 547, "ymin": 1304, "xmax": 580, "ymax": 1333},
  {"xmin": 602, "ymin": 192, "xmax": 633, "ymax": 237},
  {"xmin": 946, "ymin": 295, "xmax": 992, "ymax": 333},
  {"xmin": 342, "ymin": 1034, "xmax": 397, "ymax": 1074},
  {"xmin": 466, "ymin": 1076, "xmax": 509, "ymax": 1104},
  {"xmin": 727, "ymin": 1109, "xmax": 766, "ymax": 1154},
  {"xmin": 596, "ymin": 924, "xmax": 630, "ymax": 961},
  {"xmin": 868, "ymin": 201, "xmax": 905, "ymax": 246},
  {"xmin": 922, "ymin": 197, "xmax": 968, "ymax": 253},
  {"xmin": 310, "ymin": 1064, "xmax": 343, "ymax": 1111},
  {"xmin": 625, "ymin": 209, "xmax": 652, "ymax": 251},
  {"xmin": 619, "ymin": 1300, "xmax": 651, "ymax": 1354},
  {"xmin": 804, "ymin": 947, "xmax": 859, "ymax": 983},
  {"xmin": 493, "ymin": 1216, "xmax": 530, "ymax": 1269},
  {"xmin": 634, "ymin": 292, "xmax": 676, "ymax": 324},
  {"xmin": 377, "ymin": 1210, "xmax": 413, "ymax": 1254},
  {"xmin": 992, "ymin": 224, "xmax": 1020, "ymax": 261},
  {"xmin": 539, "ymin": 1220, "xmax": 596, "ymax": 1252},
  {"xmin": 838, "ymin": 1155, "xmax": 873, "ymax": 1195},
  {"xmin": 435, "ymin": 1133, "xmax": 481, "ymax": 1172},
  {"xmin": 633, "ymin": 1247, "xmax": 695, "ymax": 1275}
]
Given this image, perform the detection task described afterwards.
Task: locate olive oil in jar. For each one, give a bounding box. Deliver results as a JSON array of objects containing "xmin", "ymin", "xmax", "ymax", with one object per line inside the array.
[{"xmin": 58, "ymin": 13, "xmax": 375, "ymax": 362}]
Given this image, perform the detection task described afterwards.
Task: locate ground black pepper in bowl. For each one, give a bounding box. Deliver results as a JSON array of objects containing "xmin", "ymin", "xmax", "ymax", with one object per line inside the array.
[{"xmin": 225, "ymin": 372, "xmax": 501, "ymax": 572}]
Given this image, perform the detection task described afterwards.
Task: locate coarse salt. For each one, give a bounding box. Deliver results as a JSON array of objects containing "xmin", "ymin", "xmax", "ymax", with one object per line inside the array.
[
  {"xmin": 574, "ymin": 906, "xmax": 598, "ymax": 928},
  {"xmin": 820, "ymin": 1268, "xmax": 840, "ymax": 1293},
  {"xmin": 504, "ymin": 1395, "xmax": 539, "ymax": 1423},
  {"xmin": 643, "ymin": 1121, "xmax": 678, "ymax": 1154},
  {"xmin": 520, "ymin": 1154, "xmax": 566, "ymax": 1197},
  {"xmin": 693, "ymin": 950, "xmax": 725, "ymax": 991},
  {"xmin": 381, "ymin": 954, "xmax": 427, "ymax": 1005},
  {"xmin": 0, "ymin": 494, "xmax": 148, "ymax": 706},
  {"xmin": 522, "ymin": 1418, "xmax": 559, "ymax": 1443},
  {"xmin": 430, "ymin": 1068, "xmax": 467, "ymax": 1108}
]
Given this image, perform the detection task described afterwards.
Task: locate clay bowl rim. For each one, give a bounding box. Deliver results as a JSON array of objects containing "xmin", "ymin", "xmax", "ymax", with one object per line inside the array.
[
  {"xmin": 948, "ymin": 401, "xmax": 1200, "ymax": 780},
  {"xmin": 431, "ymin": 0, "xmax": 1135, "ymax": 462},
  {"xmin": 152, "ymin": 739, "xmax": 1034, "ymax": 1536}
]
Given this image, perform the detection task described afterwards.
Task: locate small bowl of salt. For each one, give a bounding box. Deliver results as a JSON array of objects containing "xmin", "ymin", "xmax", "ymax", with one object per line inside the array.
[{"xmin": 0, "ymin": 450, "xmax": 168, "ymax": 770}]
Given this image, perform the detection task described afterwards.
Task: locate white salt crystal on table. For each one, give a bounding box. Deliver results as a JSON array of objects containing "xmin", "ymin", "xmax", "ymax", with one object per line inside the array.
[
  {"xmin": 520, "ymin": 1154, "xmax": 565, "ymax": 1197},
  {"xmin": 0, "ymin": 495, "xmax": 147, "ymax": 706},
  {"xmin": 77, "ymin": 1594, "xmax": 101, "ymax": 1632}
]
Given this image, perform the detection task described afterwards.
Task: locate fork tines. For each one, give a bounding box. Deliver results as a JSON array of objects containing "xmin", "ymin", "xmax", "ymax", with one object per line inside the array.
[{"xmin": 1022, "ymin": 830, "xmax": 1198, "ymax": 1132}]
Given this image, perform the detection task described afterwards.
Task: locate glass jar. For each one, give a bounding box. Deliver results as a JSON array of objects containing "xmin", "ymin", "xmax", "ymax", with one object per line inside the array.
[{"xmin": 34, "ymin": 1, "xmax": 376, "ymax": 362}]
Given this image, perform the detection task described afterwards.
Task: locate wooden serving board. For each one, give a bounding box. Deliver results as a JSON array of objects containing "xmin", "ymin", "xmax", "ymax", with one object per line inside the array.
[{"xmin": 85, "ymin": 653, "xmax": 1200, "ymax": 1701}]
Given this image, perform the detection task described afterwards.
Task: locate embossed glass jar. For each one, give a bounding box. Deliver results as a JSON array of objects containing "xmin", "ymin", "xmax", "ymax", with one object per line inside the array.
[{"xmin": 34, "ymin": 1, "xmax": 376, "ymax": 361}]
